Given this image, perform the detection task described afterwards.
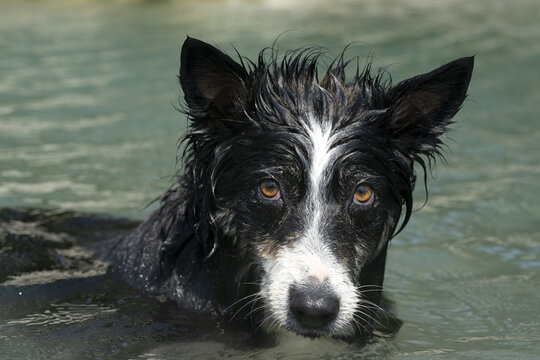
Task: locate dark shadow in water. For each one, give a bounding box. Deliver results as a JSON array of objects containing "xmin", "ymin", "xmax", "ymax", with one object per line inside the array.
[{"xmin": 0, "ymin": 208, "xmax": 400, "ymax": 359}]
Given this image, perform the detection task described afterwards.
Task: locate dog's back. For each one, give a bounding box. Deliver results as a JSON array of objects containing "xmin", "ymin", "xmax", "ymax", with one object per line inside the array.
[{"xmin": 101, "ymin": 185, "xmax": 216, "ymax": 311}]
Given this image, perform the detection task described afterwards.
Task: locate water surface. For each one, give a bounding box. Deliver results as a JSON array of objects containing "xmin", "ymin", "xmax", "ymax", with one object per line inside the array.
[{"xmin": 1, "ymin": 0, "xmax": 539, "ymax": 359}]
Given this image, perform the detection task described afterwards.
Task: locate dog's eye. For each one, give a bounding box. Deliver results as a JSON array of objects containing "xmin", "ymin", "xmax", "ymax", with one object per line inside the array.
[
  {"xmin": 354, "ymin": 184, "xmax": 373, "ymax": 205},
  {"xmin": 259, "ymin": 180, "xmax": 280, "ymax": 200}
]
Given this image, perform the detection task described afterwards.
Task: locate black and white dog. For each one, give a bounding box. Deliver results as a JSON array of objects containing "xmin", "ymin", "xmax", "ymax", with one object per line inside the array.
[{"xmin": 106, "ymin": 37, "xmax": 473, "ymax": 339}]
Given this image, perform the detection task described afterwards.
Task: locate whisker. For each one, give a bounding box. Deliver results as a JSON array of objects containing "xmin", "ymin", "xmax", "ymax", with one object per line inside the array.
[
  {"xmin": 254, "ymin": 313, "xmax": 275, "ymax": 333},
  {"xmin": 222, "ymin": 292, "xmax": 261, "ymax": 313},
  {"xmin": 354, "ymin": 308, "xmax": 385, "ymax": 329},
  {"xmin": 230, "ymin": 294, "xmax": 263, "ymax": 321},
  {"xmin": 350, "ymin": 315, "xmax": 369, "ymax": 334},
  {"xmin": 356, "ymin": 284, "xmax": 405, "ymax": 294},
  {"xmin": 360, "ymin": 298, "xmax": 400, "ymax": 324}
]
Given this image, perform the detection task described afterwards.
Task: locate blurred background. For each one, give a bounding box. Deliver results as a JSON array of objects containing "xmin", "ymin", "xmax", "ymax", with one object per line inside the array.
[{"xmin": 0, "ymin": 0, "xmax": 539, "ymax": 359}]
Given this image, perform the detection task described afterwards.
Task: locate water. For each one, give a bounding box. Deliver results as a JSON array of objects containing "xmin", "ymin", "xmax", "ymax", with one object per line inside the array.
[{"xmin": 1, "ymin": 0, "xmax": 539, "ymax": 358}]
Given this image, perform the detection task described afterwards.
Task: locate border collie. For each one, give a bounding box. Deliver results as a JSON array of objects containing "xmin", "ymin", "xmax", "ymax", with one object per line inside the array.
[{"xmin": 105, "ymin": 37, "xmax": 474, "ymax": 339}]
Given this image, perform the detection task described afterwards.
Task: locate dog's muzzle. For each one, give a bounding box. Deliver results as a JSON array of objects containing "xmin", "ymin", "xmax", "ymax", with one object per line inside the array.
[{"xmin": 288, "ymin": 278, "xmax": 340, "ymax": 330}]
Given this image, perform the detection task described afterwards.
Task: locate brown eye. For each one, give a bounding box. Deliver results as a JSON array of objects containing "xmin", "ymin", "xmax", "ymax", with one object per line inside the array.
[
  {"xmin": 354, "ymin": 184, "xmax": 373, "ymax": 205},
  {"xmin": 260, "ymin": 180, "xmax": 280, "ymax": 200}
]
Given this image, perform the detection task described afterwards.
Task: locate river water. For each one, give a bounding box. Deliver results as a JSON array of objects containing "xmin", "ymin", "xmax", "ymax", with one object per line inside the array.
[{"xmin": 1, "ymin": 0, "xmax": 539, "ymax": 359}]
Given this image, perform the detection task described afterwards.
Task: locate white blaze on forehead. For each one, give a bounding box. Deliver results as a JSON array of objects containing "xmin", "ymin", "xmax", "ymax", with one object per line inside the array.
[
  {"xmin": 305, "ymin": 120, "xmax": 334, "ymax": 190},
  {"xmin": 304, "ymin": 118, "xmax": 335, "ymax": 254},
  {"xmin": 303, "ymin": 119, "xmax": 335, "ymax": 255}
]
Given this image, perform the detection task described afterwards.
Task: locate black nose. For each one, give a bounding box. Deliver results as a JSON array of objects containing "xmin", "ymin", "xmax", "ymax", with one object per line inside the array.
[{"xmin": 289, "ymin": 281, "xmax": 340, "ymax": 329}]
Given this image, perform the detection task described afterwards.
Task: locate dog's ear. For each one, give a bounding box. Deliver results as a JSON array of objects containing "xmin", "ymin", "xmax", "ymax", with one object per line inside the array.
[
  {"xmin": 179, "ymin": 37, "xmax": 249, "ymax": 120},
  {"xmin": 386, "ymin": 56, "xmax": 474, "ymax": 158}
]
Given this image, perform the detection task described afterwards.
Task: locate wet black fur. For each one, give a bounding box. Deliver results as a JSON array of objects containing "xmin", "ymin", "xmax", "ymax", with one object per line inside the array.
[{"xmin": 104, "ymin": 37, "xmax": 473, "ymax": 337}]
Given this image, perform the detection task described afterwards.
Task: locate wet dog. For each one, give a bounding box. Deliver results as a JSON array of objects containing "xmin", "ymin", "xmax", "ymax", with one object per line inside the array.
[{"xmin": 105, "ymin": 37, "xmax": 473, "ymax": 339}]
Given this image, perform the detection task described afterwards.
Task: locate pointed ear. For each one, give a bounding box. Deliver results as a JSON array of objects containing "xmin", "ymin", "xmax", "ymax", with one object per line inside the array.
[
  {"xmin": 179, "ymin": 37, "xmax": 249, "ymax": 119},
  {"xmin": 386, "ymin": 56, "xmax": 474, "ymax": 157}
]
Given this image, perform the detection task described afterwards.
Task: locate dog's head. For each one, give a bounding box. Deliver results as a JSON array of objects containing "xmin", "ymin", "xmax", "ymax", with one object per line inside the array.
[{"xmin": 176, "ymin": 37, "xmax": 473, "ymax": 338}]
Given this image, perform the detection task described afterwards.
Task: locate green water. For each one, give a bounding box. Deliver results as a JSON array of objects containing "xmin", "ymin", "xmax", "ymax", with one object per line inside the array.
[{"xmin": 1, "ymin": 0, "xmax": 539, "ymax": 358}]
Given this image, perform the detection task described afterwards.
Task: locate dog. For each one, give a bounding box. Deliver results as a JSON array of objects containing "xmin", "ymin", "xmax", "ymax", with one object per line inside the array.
[{"xmin": 104, "ymin": 36, "xmax": 473, "ymax": 339}]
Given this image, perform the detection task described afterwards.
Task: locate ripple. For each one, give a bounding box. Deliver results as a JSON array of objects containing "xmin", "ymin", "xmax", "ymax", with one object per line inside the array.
[
  {"xmin": 4, "ymin": 302, "xmax": 116, "ymax": 327},
  {"xmin": 0, "ymin": 114, "xmax": 124, "ymax": 136},
  {"xmin": 0, "ymin": 181, "xmax": 95, "ymax": 196}
]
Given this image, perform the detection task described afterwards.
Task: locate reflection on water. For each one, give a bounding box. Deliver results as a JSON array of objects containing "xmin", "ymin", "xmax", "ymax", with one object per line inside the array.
[
  {"xmin": 1, "ymin": 0, "xmax": 539, "ymax": 358},
  {"xmin": 6, "ymin": 303, "xmax": 117, "ymax": 326}
]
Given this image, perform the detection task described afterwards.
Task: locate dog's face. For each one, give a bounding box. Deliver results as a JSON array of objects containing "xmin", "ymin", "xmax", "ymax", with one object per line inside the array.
[
  {"xmin": 211, "ymin": 123, "xmax": 403, "ymax": 338},
  {"xmin": 179, "ymin": 37, "xmax": 473, "ymax": 338}
]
